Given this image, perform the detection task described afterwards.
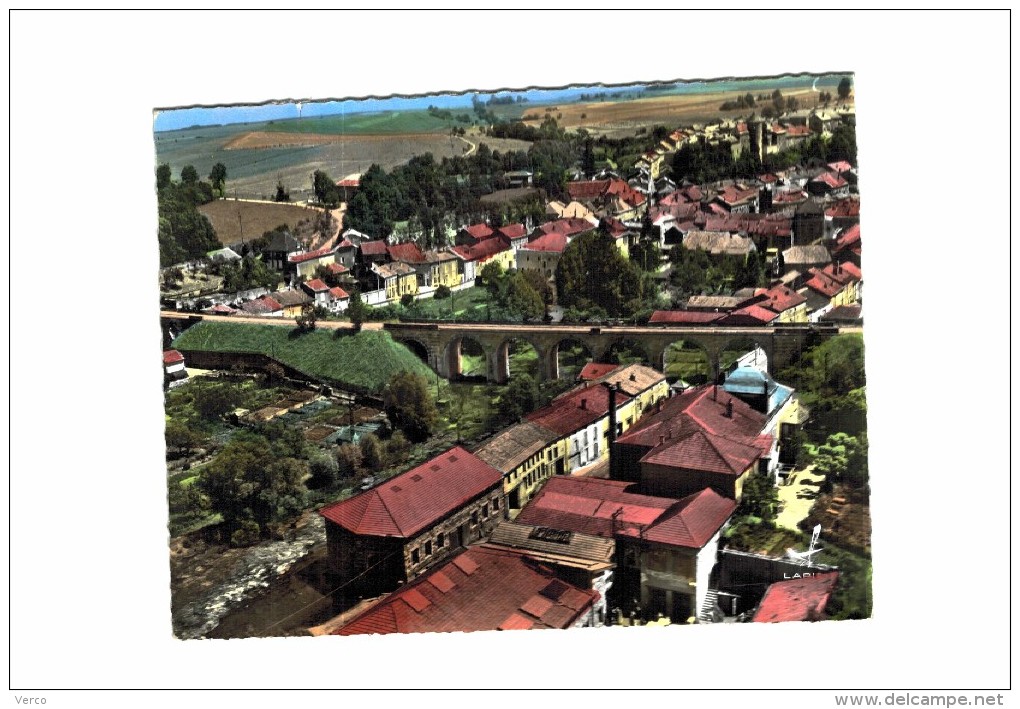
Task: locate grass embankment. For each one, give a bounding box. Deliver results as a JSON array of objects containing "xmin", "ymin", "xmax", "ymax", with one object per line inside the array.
[{"xmin": 172, "ymin": 321, "xmax": 433, "ymax": 394}]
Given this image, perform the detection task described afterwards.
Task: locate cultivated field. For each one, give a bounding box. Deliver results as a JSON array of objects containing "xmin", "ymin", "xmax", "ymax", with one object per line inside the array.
[
  {"xmin": 198, "ymin": 200, "xmax": 323, "ymax": 245},
  {"xmin": 527, "ymin": 86, "xmax": 828, "ymax": 136}
]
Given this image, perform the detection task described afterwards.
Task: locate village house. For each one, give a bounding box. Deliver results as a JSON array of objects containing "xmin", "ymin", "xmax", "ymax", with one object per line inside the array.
[
  {"xmin": 781, "ymin": 245, "xmax": 832, "ymax": 276},
  {"xmin": 262, "ymin": 230, "xmax": 302, "ymax": 272},
  {"xmin": 162, "ymin": 349, "xmax": 187, "ymax": 388},
  {"xmin": 486, "ymin": 521, "xmax": 615, "ymax": 626},
  {"xmin": 567, "ymin": 178, "xmax": 647, "ymax": 221},
  {"xmin": 832, "ymin": 223, "xmax": 862, "ymax": 268},
  {"xmin": 288, "ymin": 247, "xmax": 336, "ymax": 281},
  {"xmin": 802, "ymin": 259, "xmax": 863, "ymax": 320},
  {"xmin": 272, "ymin": 288, "xmax": 313, "ymax": 317},
  {"xmin": 318, "ymin": 446, "xmax": 506, "ymax": 596},
  {"xmin": 681, "ymin": 231, "xmax": 757, "ymax": 260},
  {"xmin": 610, "ymin": 385, "xmax": 775, "ymax": 501},
  {"xmin": 332, "ymin": 544, "xmax": 600, "ymax": 635},
  {"xmin": 495, "ymin": 223, "xmax": 530, "ymax": 251},
  {"xmin": 300, "ymin": 278, "xmax": 331, "ymax": 308},
  {"xmin": 327, "ymin": 286, "xmax": 350, "ymax": 313},
  {"xmin": 747, "ymin": 283, "xmax": 809, "ymax": 323},
  {"xmin": 449, "ymin": 236, "xmax": 515, "ymax": 284},
  {"xmin": 807, "ymin": 171, "xmax": 850, "ymax": 199},
  {"xmin": 386, "ymin": 242, "xmax": 462, "ymax": 290},
  {"xmin": 474, "ymin": 420, "xmax": 563, "ymax": 515},
  {"xmin": 526, "ymin": 383, "xmax": 632, "ymax": 475},
  {"xmin": 546, "ymin": 200, "xmax": 597, "ymax": 221},
  {"xmin": 370, "ymin": 261, "xmax": 418, "ymax": 302},
  {"xmin": 515, "ymin": 476, "xmax": 736, "ymax": 624},
  {"xmin": 238, "ymin": 295, "xmax": 284, "ymax": 317},
  {"xmin": 455, "ymin": 223, "xmax": 495, "ymax": 246},
  {"xmin": 516, "ymin": 231, "xmax": 568, "ymax": 279},
  {"xmin": 714, "ymin": 184, "xmax": 759, "ymax": 214}
]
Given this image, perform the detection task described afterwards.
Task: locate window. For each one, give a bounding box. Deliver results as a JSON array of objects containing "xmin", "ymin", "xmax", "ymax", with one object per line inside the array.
[
  {"xmin": 471, "ymin": 511, "xmax": 478, "ymax": 525},
  {"xmin": 436, "ymin": 532, "xmax": 445, "ymax": 548},
  {"xmin": 492, "ymin": 497, "xmax": 500, "ymax": 511},
  {"xmin": 481, "ymin": 502, "xmax": 489, "ymax": 519},
  {"xmin": 424, "ymin": 540, "xmax": 433, "ymax": 556},
  {"xmin": 411, "ymin": 548, "xmax": 420, "ymax": 564}
]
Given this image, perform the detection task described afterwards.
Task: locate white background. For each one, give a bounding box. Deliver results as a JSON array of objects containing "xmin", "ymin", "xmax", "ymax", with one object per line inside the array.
[{"xmin": 7, "ymin": 9, "xmax": 1014, "ymax": 704}]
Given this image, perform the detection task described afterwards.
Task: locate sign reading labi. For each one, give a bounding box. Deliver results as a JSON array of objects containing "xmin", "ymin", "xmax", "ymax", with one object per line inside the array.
[{"xmin": 156, "ymin": 72, "xmax": 868, "ymax": 639}]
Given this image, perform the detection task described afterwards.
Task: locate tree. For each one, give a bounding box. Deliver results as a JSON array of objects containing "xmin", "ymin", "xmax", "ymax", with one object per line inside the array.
[
  {"xmin": 556, "ymin": 228, "xmax": 643, "ymax": 317},
  {"xmin": 295, "ymin": 302, "xmax": 317, "ymax": 331},
  {"xmin": 497, "ymin": 374, "xmax": 538, "ymax": 424},
  {"xmin": 837, "ymin": 76, "xmax": 853, "ymax": 100},
  {"xmin": 191, "ymin": 382, "xmax": 243, "ymax": 421},
  {"xmin": 479, "ymin": 261, "xmax": 505, "ymax": 296},
  {"xmin": 630, "ymin": 238, "xmax": 661, "ymax": 273},
  {"xmin": 502, "ymin": 271, "xmax": 545, "ymax": 322},
  {"xmin": 312, "ymin": 169, "xmax": 340, "ymax": 207},
  {"xmin": 347, "ymin": 289, "xmax": 368, "ymax": 330},
  {"xmin": 308, "ymin": 451, "xmax": 340, "ymax": 489},
  {"xmin": 401, "ymin": 293, "xmax": 417, "ymax": 307},
  {"xmin": 335, "ymin": 443, "xmax": 364, "ymax": 479},
  {"xmin": 385, "ymin": 431, "xmax": 411, "ymax": 468},
  {"xmin": 197, "ymin": 436, "xmax": 307, "ymax": 532},
  {"xmin": 156, "ymin": 163, "xmax": 172, "ymax": 190},
  {"xmin": 383, "ymin": 371, "xmax": 438, "ymax": 443},
  {"xmin": 209, "ymin": 163, "xmax": 227, "ymax": 196},
  {"xmin": 165, "ymin": 420, "xmax": 206, "ymax": 452},
  {"xmin": 180, "ymin": 164, "xmax": 199, "ymax": 185},
  {"xmin": 738, "ymin": 467, "xmax": 779, "ymax": 524},
  {"xmin": 434, "ymin": 284, "xmax": 451, "ymax": 300},
  {"xmin": 274, "ymin": 180, "xmax": 290, "ymax": 203},
  {"xmin": 359, "ymin": 433, "xmax": 386, "ymax": 472}
]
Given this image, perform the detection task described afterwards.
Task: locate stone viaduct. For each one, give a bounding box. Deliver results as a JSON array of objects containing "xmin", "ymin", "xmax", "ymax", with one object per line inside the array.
[{"xmin": 383, "ymin": 321, "xmax": 838, "ymax": 384}]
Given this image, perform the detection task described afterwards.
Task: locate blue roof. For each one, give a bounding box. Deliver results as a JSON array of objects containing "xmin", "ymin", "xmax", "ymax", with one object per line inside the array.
[{"xmin": 724, "ymin": 366, "xmax": 794, "ymax": 417}]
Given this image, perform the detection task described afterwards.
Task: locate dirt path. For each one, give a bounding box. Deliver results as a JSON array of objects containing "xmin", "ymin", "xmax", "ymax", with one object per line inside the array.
[
  {"xmin": 776, "ymin": 465, "xmax": 825, "ymax": 531},
  {"xmin": 457, "ymin": 135, "xmax": 476, "ymax": 157}
]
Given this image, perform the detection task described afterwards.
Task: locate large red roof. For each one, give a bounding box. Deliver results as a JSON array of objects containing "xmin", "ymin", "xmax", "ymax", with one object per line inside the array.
[
  {"xmin": 359, "ymin": 240, "xmax": 389, "ymax": 256},
  {"xmin": 753, "ymin": 572, "xmax": 839, "ymax": 623},
  {"xmin": 497, "ymin": 223, "xmax": 527, "ymax": 240},
  {"xmin": 319, "ymin": 446, "xmax": 502, "ymax": 539},
  {"xmin": 812, "ymin": 172, "xmax": 848, "ymax": 189},
  {"xmin": 334, "ymin": 545, "xmax": 598, "ymax": 635},
  {"xmin": 835, "ymin": 223, "xmax": 861, "ymax": 250},
  {"xmin": 516, "ymin": 477, "xmax": 734, "ymax": 549},
  {"xmin": 387, "ymin": 242, "xmax": 426, "ymax": 264},
  {"xmin": 717, "ymin": 304, "xmax": 779, "ymax": 326},
  {"xmin": 525, "ymin": 384, "xmax": 631, "ymax": 437},
  {"xmin": 303, "ymin": 278, "xmax": 329, "ymax": 292},
  {"xmin": 521, "ymin": 231, "xmax": 568, "ymax": 254},
  {"xmin": 616, "ymin": 385, "xmax": 770, "ymax": 476},
  {"xmin": 288, "ymin": 247, "xmax": 332, "ymax": 264},
  {"xmin": 162, "ymin": 350, "xmax": 184, "ymax": 365},
  {"xmin": 537, "ymin": 218, "xmax": 597, "ymax": 238},
  {"xmin": 450, "ymin": 237, "xmax": 511, "ymax": 262},
  {"xmin": 463, "ymin": 223, "xmax": 495, "ymax": 240},
  {"xmin": 826, "ymin": 198, "xmax": 861, "ymax": 219},
  {"xmin": 757, "ymin": 285, "xmax": 807, "ymax": 314}
]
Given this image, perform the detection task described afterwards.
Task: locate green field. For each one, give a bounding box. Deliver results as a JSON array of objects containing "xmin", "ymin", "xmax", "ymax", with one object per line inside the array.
[
  {"xmin": 263, "ymin": 110, "xmax": 458, "ymax": 135},
  {"xmin": 405, "ymin": 286, "xmax": 494, "ymax": 320},
  {"xmin": 664, "ymin": 341, "xmax": 711, "ymax": 384},
  {"xmin": 172, "ymin": 322, "xmax": 433, "ymax": 394}
]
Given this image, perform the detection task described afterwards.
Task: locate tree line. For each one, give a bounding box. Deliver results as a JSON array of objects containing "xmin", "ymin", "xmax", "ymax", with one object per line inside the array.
[{"xmin": 156, "ymin": 162, "xmax": 227, "ymax": 266}]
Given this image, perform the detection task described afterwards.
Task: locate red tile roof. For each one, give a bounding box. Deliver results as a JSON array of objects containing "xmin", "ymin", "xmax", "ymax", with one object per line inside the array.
[
  {"xmin": 303, "ymin": 278, "xmax": 329, "ymax": 292},
  {"xmin": 826, "ymin": 199, "xmax": 861, "ymax": 219},
  {"xmin": 333, "ymin": 545, "xmax": 598, "ymax": 635},
  {"xmin": 337, "ymin": 238, "xmax": 356, "ymax": 249},
  {"xmin": 757, "ymin": 285, "xmax": 807, "ymax": 314},
  {"xmin": 804, "ymin": 270, "xmax": 845, "ymax": 298},
  {"xmin": 567, "ymin": 179, "xmax": 646, "ymax": 209},
  {"xmin": 521, "ymin": 231, "xmax": 568, "ymax": 254},
  {"xmin": 578, "ymin": 363, "xmax": 620, "ymax": 381},
  {"xmin": 719, "ymin": 304, "xmax": 779, "ymax": 326},
  {"xmin": 319, "ymin": 446, "xmax": 502, "ymax": 539},
  {"xmin": 329, "ymin": 286, "xmax": 350, "ymax": 300},
  {"xmin": 516, "ymin": 477, "xmax": 734, "ymax": 549},
  {"xmin": 360, "ymin": 240, "xmax": 389, "ymax": 256},
  {"xmin": 537, "ymin": 218, "xmax": 597, "ymax": 238},
  {"xmin": 162, "ymin": 350, "xmax": 184, "ymax": 365},
  {"xmin": 717, "ymin": 185, "xmax": 759, "ymax": 207},
  {"xmin": 835, "ymin": 223, "xmax": 861, "ymax": 250},
  {"xmin": 387, "ymin": 242, "xmax": 426, "ymax": 264},
  {"xmin": 753, "ymin": 572, "xmax": 839, "ymax": 623},
  {"xmin": 464, "ymin": 223, "xmax": 495, "ymax": 240},
  {"xmin": 827, "ymin": 160, "xmax": 852, "ymax": 174},
  {"xmin": 326, "ymin": 262, "xmax": 350, "ymax": 274},
  {"xmin": 616, "ymin": 385, "xmax": 770, "ymax": 477},
  {"xmin": 497, "ymin": 223, "xmax": 527, "ymax": 240},
  {"xmin": 525, "ymin": 384, "xmax": 631, "ymax": 437},
  {"xmin": 785, "ymin": 124, "xmax": 811, "ymax": 137},
  {"xmin": 450, "ymin": 237, "xmax": 511, "ymax": 262},
  {"xmin": 649, "ymin": 311, "xmax": 724, "ymax": 325},
  {"xmin": 811, "ymin": 172, "xmax": 848, "ymax": 189},
  {"xmin": 336, "ymin": 178, "xmax": 360, "ymax": 187},
  {"xmin": 288, "ymin": 247, "xmax": 332, "ymax": 264}
]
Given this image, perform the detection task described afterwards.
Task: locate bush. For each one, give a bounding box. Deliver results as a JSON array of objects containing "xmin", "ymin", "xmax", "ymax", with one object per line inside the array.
[
  {"xmin": 230, "ymin": 520, "xmax": 261, "ymax": 547},
  {"xmin": 434, "ymin": 284, "xmax": 451, "ymax": 299},
  {"xmin": 401, "ymin": 293, "xmax": 416, "ymax": 307}
]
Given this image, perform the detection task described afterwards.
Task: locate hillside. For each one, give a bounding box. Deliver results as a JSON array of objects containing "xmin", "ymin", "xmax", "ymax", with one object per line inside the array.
[{"xmin": 172, "ymin": 322, "xmax": 433, "ymax": 394}]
